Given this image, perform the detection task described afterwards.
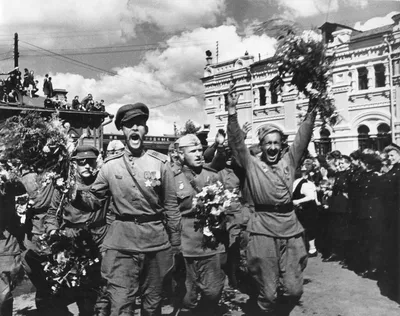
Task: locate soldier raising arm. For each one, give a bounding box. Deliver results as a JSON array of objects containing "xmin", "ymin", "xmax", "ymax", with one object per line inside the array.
[{"xmin": 226, "ymin": 84, "xmax": 316, "ymax": 315}]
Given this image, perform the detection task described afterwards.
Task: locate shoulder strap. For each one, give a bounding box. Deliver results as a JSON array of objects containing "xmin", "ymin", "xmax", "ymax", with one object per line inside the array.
[
  {"xmin": 122, "ymin": 155, "xmax": 161, "ymax": 214},
  {"xmin": 147, "ymin": 150, "xmax": 168, "ymax": 163}
]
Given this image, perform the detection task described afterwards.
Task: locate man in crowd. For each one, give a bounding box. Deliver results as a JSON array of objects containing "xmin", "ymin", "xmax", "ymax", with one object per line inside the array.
[
  {"xmin": 383, "ymin": 143, "xmax": 400, "ymax": 301},
  {"xmin": 174, "ymin": 134, "xmax": 226, "ymax": 315},
  {"xmin": 227, "ymin": 84, "xmax": 315, "ymax": 315},
  {"xmin": 0, "ymin": 162, "xmax": 26, "ymax": 316},
  {"xmin": 74, "ymin": 103, "xmax": 181, "ymax": 316},
  {"xmin": 45, "ymin": 145, "xmax": 108, "ymax": 316}
]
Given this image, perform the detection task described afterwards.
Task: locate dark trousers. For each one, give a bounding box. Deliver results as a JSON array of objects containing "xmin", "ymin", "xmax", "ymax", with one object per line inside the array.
[
  {"xmin": 101, "ymin": 247, "xmax": 174, "ymax": 316},
  {"xmin": 247, "ymin": 234, "xmax": 308, "ymax": 314},
  {"xmin": 183, "ymin": 253, "xmax": 225, "ymax": 314},
  {"xmin": 0, "ymin": 255, "xmax": 21, "ymax": 316}
]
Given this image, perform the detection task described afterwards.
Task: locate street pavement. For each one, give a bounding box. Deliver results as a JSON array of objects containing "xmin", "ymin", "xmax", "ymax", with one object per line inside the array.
[{"xmin": 13, "ymin": 253, "xmax": 400, "ymax": 316}]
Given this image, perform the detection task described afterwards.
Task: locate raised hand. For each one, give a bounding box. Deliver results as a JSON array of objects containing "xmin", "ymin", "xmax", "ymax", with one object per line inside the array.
[
  {"xmin": 227, "ymin": 82, "xmax": 239, "ymax": 115},
  {"xmin": 242, "ymin": 122, "xmax": 251, "ymax": 135}
]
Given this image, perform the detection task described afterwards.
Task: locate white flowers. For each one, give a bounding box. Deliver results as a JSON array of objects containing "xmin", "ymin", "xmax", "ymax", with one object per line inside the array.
[{"xmin": 300, "ymin": 30, "xmax": 322, "ymax": 44}]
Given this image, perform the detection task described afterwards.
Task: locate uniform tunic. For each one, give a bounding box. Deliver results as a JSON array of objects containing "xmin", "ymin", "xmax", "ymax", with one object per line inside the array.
[
  {"xmin": 78, "ymin": 148, "xmax": 181, "ymax": 252},
  {"xmin": 227, "ymin": 112, "xmax": 314, "ymax": 312},
  {"xmin": 227, "ymin": 112, "xmax": 315, "ymax": 238},
  {"xmin": 174, "ymin": 165, "xmax": 225, "ymax": 257},
  {"xmin": 45, "ymin": 176, "xmax": 109, "ymax": 247}
]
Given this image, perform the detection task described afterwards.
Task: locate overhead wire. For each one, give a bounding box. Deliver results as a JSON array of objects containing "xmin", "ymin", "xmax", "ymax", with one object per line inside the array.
[{"xmin": 19, "ymin": 41, "xmax": 196, "ymax": 104}]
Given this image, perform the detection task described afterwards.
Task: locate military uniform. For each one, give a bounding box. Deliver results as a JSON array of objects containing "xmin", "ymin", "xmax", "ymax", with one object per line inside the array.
[
  {"xmin": 383, "ymin": 161, "xmax": 400, "ymax": 298},
  {"xmin": 19, "ymin": 172, "xmax": 58, "ymax": 311},
  {"xmin": 227, "ymin": 112, "xmax": 314, "ymax": 313},
  {"xmin": 353, "ymin": 170, "xmax": 385, "ymax": 274},
  {"xmin": 0, "ymin": 179, "xmax": 25, "ymax": 316},
  {"xmin": 75, "ymin": 103, "xmax": 181, "ymax": 316},
  {"xmin": 174, "ymin": 157, "xmax": 225, "ymax": 314}
]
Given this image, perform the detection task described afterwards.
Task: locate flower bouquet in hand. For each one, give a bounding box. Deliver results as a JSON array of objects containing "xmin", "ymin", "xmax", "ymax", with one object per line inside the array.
[
  {"xmin": 39, "ymin": 229, "xmax": 101, "ymax": 294},
  {"xmin": 270, "ymin": 30, "xmax": 338, "ymax": 125},
  {"xmin": 193, "ymin": 181, "xmax": 239, "ymax": 249}
]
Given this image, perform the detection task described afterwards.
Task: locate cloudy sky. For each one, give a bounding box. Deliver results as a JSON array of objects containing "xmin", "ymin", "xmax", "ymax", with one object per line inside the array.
[{"xmin": 0, "ymin": 0, "xmax": 398, "ymax": 135}]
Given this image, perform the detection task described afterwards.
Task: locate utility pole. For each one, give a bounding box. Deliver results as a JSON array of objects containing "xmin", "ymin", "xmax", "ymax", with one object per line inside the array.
[{"xmin": 14, "ymin": 33, "xmax": 19, "ymax": 68}]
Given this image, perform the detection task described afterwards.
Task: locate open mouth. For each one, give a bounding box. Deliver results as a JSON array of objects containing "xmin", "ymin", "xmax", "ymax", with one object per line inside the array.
[{"xmin": 130, "ymin": 134, "xmax": 141, "ymax": 145}]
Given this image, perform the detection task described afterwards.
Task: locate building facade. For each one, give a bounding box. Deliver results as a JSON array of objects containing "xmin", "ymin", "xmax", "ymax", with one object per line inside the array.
[{"xmin": 201, "ymin": 15, "xmax": 400, "ymax": 155}]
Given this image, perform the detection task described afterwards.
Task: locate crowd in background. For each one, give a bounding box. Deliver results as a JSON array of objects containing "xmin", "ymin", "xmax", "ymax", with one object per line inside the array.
[{"xmin": 0, "ymin": 67, "xmax": 106, "ymax": 112}]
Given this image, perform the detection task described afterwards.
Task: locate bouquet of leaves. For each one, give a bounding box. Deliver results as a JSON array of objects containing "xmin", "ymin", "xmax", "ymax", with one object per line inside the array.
[
  {"xmin": 192, "ymin": 181, "xmax": 239, "ymax": 249},
  {"xmin": 39, "ymin": 229, "xmax": 101, "ymax": 294},
  {"xmin": 270, "ymin": 30, "xmax": 337, "ymax": 125},
  {"xmin": 179, "ymin": 119, "xmax": 202, "ymax": 136},
  {"xmin": 0, "ymin": 111, "xmax": 72, "ymax": 176}
]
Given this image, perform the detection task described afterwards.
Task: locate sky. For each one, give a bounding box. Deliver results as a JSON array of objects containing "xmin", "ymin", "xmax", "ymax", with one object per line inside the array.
[{"xmin": 0, "ymin": 0, "xmax": 398, "ymax": 135}]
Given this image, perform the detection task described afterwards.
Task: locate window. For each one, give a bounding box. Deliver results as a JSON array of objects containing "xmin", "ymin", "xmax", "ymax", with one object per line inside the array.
[
  {"xmin": 224, "ymin": 94, "xmax": 228, "ymax": 111},
  {"xmin": 374, "ymin": 64, "xmax": 385, "ymax": 88},
  {"xmin": 315, "ymin": 128, "xmax": 332, "ymax": 155},
  {"xmin": 358, "ymin": 67, "xmax": 368, "ymax": 90},
  {"xmin": 271, "ymin": 90, "xmax": 278, "ymax": 104},
  {"xmin": 358, "ymin": 125, "xmax": 371, "ymax": 150},
  {"xmin": 376, "ymin": 123, "xmax": 391, "ymax": 151},
  {"xmin": 259, "ymin": 87, "xmax": 266, "ymax": 106}
]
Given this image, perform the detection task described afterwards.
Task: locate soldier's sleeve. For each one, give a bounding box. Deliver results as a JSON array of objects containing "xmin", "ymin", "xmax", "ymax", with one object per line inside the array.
[
  {"xmin": 288, "ymin": 111, "xmax": 316, "ymax": 169},
  {"xmin": 207, "ymin": 145, "xmax": 226, "ymax": 171},
  {"xmin": 161, "ymin": 162, "xmax": 181, "ymax": 247},
  {"xmin": 227, "ymin": 113, "xmax": 251, "ymax": 169},
  {"xmin": 204, "ymin": 142, "xmax": 218, "ymax": 163},
  {"xmin": 44, "ymin": 188, "xmax": 62, "ymax": 233},
  {"xmin": 73, "ymin": 166, "xmax": 109, "ymax": 212}
]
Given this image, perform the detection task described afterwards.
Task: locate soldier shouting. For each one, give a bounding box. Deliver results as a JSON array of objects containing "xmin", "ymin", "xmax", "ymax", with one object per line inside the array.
[{"xmin": 226, "ymin": 84, "xmax": 316, "ymax": 315}]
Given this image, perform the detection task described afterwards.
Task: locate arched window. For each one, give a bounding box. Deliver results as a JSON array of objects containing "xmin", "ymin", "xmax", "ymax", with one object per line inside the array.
[
  {"xmin": 315, "ymin": 128, "xmax": 332, "ymax": 155},
  {"xmin": 358, "ymin": 125, "xmax": 371, "ymax": 150},
  {"xmin": 376, "ymin": 123, "xmax": 391, "ymax": 151}
]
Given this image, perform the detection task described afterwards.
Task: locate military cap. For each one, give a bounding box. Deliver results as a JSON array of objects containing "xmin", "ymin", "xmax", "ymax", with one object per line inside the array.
[
  {"xmin": 258, "ymin": 124, "xmax": 284, "ymax": 143},
  {"xmin": 72, "ymin": 145, "xmax": 99, "ymax": 160},
  {"xmin": 115, "ymin": 103, "xmax": 149, "ymax": 130},
  {"xmin": 178, "ymin": 134, "xmax": 202, "ymax": 148},
  {"xmin": 384, "ymin": 143, "xmax": 400, "ymax": 155},
  {"xmin": 107, "ymin": 140, "xmax": 125, "ymax": 151}
]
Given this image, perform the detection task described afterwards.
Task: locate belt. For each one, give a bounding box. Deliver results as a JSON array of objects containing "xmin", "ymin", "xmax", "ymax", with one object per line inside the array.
[
  {"xmin": 254, "ymin": 203, "xmax": 293, "ymax": 213},
  {"xmin": 65, "ymin": 220, "xmax": 106, "ymax": 230},
  {"xmin": 115, "ymin": 213, "xmax": 164, "ymax": 224}
]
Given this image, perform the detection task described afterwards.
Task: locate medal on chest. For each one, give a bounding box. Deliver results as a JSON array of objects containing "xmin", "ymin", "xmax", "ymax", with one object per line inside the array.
[{"xmin": 144, "ymin": 170, "xmax": 161, "ymax": 187}]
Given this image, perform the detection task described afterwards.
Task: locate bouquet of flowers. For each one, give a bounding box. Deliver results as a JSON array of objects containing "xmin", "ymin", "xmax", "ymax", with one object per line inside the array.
[
  {"xmin": 270, "ymin": 30, "xmax": 338, "ymax": 125},
  {"xmin": 192, "ymin": 181, "xmax": 239, "ymax": 249},
  {"xmin": 39, "ymin": 229, "xmax": 101, "ymax": 294}
]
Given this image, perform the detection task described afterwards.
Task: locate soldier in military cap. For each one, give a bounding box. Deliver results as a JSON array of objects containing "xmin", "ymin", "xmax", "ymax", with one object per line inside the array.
[
  {"xmin": 106, "ymin": 140, "xmax": 125, "ymax": 157},
  {"xmin": 75, "ymin": 102, "xmax": 181, "ymax": 316},
  {"xmin": 226, "ymin": 84, "xmax": 314, "ymax": 315},
  {"xmin": 45, "ymin": 145, "xmax": 108, "ymax": 315},
  {"xmin": 173, "ymin": 133, "xmax": 226, "ymax": 315}
]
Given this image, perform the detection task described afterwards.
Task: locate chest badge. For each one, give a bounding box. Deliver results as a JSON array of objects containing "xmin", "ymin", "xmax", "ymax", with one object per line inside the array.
[
  {"xmin": 179, "ymin": 181, "xmax": 184, "ymax": 190},
  {"xmin": 144, "ymin": 170, "xmax": 161, "ymax": 187}
]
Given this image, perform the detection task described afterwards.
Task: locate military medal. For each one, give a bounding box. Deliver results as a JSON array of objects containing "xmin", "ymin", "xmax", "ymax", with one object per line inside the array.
[
  {"xmin": 144, "ymin": 171, "xmax": 152, "ymax": 187},
  {"xmin": 179, "ymin": 181, "xmax": 184, "ymax": 190}
]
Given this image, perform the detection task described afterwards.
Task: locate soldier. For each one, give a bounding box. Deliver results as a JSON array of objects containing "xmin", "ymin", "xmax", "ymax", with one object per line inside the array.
[
  {"xmin": 106, "ymin": 140, "xmax": 125, "ymax": 157},
  {"xmin": 19, "ymin": 165, "xmax": 62, "ymax": 312},
  {"xmin": 0, "ymin": 163, "xmax": 26, "ymax": 316},
  {"xmin": 226, "ymin": 84, "xmax": 314, "ymax": 315},
  {"xmin": 383, "ymin": 143, "xmax": 400, "ymax": 301},
  {"xmin": 174, "ymin": 134, "xmax": 226, "ymax": 315},
  {"xmin": 44, "ymin": 145, "xmax": 108, "ymax": 315},
  {"xmin": 73, "ymin": 103, "xmax": 181, "ymax": 316}
]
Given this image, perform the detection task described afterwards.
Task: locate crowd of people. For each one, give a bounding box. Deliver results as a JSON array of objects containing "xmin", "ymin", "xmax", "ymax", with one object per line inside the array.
[
  {"xmin": 0, "ymin": 67, "xmax": 105, "ymax": 112},
  {"xmin": 0, "ymin": 89, "xmax": 399, "ymax": 316}
]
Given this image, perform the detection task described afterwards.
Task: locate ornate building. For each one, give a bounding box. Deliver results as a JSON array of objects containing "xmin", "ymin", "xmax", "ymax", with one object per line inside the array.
[{"xmin": 201, "ymin": 14, "xmax": 400, "ymax": 155}]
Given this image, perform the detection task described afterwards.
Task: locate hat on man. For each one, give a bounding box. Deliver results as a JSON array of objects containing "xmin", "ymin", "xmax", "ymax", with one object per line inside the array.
[
  {"xmin": 258, "ymin": 125, "xmax": 284, "ymax": 143},
  {"xmin": 115, "ymin": 103, "xmax": 149, "ymax": 130},
  {"xmin": 107, "ymin": 140, "xmax": 124, "ymax": 152},
  {"xmin": 178, "ymin": 134, "xmax": 202, "ymax": 148},
  {"xmin": 384, "ymin": 143, "xmax": 400, "ymax": 155},
  {"xmin": 72, "ymin": 145, "xmax": 99, "ymax": 160}
]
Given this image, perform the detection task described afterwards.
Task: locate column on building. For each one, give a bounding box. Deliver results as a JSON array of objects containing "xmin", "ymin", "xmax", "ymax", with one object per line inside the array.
[
  {"xmin": 367, "ymin": 63, "xmax": 375, "ymax": 89},
  {"xmin": 253, "ymin": 87, "xmax": 260, "ymax": 107},
  {"xmin": 350, "ymin": 67, "xmax": 357, "ymax": 92},
  {"xmin": 384, "ymin": 62, "xmax": 390, "ymax": 88}
]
